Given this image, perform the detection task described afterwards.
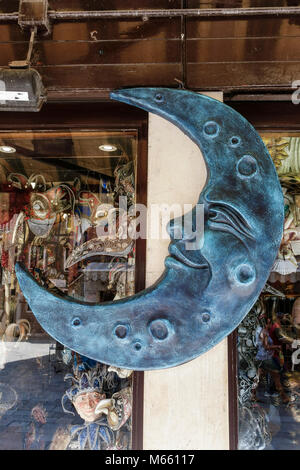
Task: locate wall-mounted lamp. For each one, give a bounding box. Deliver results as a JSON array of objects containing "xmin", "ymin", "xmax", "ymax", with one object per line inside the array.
[
  {"xmin": 0, "ymin": 1, "xmax": 48, "ymax": 112},
  {"xmin": 0, "ymin": 66, "xmax": 46, "ymax": 112}
]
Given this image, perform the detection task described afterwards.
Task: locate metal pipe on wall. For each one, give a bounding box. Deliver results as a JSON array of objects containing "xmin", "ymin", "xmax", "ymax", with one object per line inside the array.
[
  {"xmin": 0, "ymin": 7, "xmax": 300, "ymax": 23},
  {"xmin": 50, "ymin": 7, "xmax": 300, "ymax": 20}
]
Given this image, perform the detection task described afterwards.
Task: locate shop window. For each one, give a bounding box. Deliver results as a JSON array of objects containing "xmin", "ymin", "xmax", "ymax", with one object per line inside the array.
[
  {"xmin": 0, "ymin": 103, "xmax": 147, "ymax": 450},
  {"xmin": 238, "ymin": 133, "xmax": 300, "ymax": 450}
]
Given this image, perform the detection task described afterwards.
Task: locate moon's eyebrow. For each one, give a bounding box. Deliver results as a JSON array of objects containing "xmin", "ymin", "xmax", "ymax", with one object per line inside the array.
[{"xmin": 208, "ymin": 202, "xmax": 255, "ymax": 241}]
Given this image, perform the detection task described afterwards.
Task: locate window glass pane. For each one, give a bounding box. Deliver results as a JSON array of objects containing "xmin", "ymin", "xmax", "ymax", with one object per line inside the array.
[
  {"xmin": 0, "ymin": 129, "xmax": 137, "ymax": 450},
  {"xmin": 238, "ymin": 134, "xmax": 300, "ymax": 450}
]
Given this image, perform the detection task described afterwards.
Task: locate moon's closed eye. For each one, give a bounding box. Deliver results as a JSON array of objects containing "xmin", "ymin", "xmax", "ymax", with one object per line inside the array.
[{"xmin": 207, "ymin": 202, "xmax": 255, "ymax": 242}]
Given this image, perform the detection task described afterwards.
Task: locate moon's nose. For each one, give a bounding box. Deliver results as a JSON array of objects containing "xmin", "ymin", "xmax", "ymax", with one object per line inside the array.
[
  {"xmin": 167, "ymin": 209, "xmax": 199, "ymax": 242},
  {"xmin": 167, "ymin": 216, "xmax": 184, "ymax": 241}
]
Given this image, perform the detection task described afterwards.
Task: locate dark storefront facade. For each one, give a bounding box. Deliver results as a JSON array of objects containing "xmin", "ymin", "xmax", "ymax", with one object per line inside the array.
[{"xmin": 0, "ymin": 1, "xmax": 300, "ymax": 450}]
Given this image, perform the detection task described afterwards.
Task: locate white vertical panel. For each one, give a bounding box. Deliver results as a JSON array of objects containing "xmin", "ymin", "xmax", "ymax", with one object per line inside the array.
[{"xmin": 143, "ymin": 92, "xmax": 230, "ymax": 450}]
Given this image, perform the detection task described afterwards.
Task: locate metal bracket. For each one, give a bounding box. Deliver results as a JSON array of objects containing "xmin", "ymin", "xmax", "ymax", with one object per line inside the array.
[
  {"xmin": 0, "ymin": 3, "xmax": 47, "ymax": 112},
  {"xmin": 18, "ymin": 0, "xmax": 50, "ymax": 35},
  {"xmin": 9, "ymin": 26, "xmax": 36, "ymax": 69}
]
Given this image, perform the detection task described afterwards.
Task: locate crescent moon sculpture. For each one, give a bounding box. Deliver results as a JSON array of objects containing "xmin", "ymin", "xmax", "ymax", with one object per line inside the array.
[{"xmin": 15, "ymin": 88, "xmax": 284, "ymax": 370}]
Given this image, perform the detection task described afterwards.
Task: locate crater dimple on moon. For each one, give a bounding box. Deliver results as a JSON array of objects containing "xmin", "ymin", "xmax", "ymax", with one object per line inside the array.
[
  {"xmin": 202, "ymin": 312, "xmax": 211, "ymax": 323},
  {"xmin": 229, "ymin": 135, "xmax": 241, "ymax": 148},
  {"xmin": 236, "ymin": 155, "xmax": 258, "ymax": 178},
  {"xmin": 114, "ymin": 324, "xmax": 129, "ymax": 339},
  {"xmin": 133, "ymin": 341, "xmax": 142, "ymax": 351},
  {"xmin": 203, "ymin": 121, "xmax": 220, "ymax": 138},
  {"xmin": 72, "ymin": 317, "xmax": 81, "ymax": 328},
  {"xmin": 149, "ymin": 318, "xmax": 172, "ymax": 341},
  {"xmin": 113, "ymin": 323, "xmax": 129, "ymax": 339},
  {"xmin": 234, "ymin": 263, "xmax": 256, "ymax": 285}
]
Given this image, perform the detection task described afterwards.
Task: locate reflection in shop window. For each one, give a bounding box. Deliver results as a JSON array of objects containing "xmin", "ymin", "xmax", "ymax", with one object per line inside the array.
[
  {"xmin": 0, "ymin": 130, "xmax": 137, "ymax": 450},
  {"xmin": 238, "ymin": 134, "xmax": 300, "ymax": 450}
]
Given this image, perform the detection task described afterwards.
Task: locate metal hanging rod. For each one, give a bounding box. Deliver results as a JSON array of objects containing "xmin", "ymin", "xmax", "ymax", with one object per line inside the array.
[
  {"xmin": 1, "ymin": 7, "xmax": 300, "ymax": 23},
  {"xmin": 49, "ymin": 7, "xmax": 300, "ymax": 20}
]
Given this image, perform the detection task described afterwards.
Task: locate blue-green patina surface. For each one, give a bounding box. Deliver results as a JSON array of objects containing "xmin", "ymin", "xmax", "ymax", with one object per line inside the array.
[{"xmin": 15, "ymin": 88, "xmax": 284, "ymax": 370}]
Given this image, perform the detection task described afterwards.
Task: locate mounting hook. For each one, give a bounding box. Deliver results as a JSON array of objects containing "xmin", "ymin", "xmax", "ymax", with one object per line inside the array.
[{"xmin": 9, "ymin": 26, "xmax": 37, "ymax": 69}]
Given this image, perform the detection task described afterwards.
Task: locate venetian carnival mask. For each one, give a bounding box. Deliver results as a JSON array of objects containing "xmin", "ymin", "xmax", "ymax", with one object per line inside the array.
[{"xmin": 27, "ymin": 185, "xmax": 74, "ymax": 237}]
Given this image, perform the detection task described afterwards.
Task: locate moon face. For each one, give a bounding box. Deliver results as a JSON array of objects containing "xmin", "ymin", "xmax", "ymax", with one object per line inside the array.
[{"xmin": 15, "ymin": 88, "xmax": 284, "ymax": 370}]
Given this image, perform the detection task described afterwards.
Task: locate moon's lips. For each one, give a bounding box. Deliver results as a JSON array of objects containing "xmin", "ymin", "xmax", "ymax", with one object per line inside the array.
[
  {"xmin": 15, "ymin": 88, "xmax": 284, "ymax": 370},
  {"xmin": 167, "ymin": 243, "xmax": 210, "ymax": 270}
]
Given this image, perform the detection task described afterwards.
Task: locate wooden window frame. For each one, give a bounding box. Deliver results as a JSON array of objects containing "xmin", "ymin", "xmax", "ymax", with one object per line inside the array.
[{"xmin": 0, "ymin": 100, "xmax": 148, "ymax": 451}]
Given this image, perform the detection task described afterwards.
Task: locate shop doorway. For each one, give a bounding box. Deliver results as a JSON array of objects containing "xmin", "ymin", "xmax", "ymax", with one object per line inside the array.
[
  {"xmin": 0, "ymin": 101, "xmax": 147, "ymax": 450},
  {"xmin": 228, "ymin": 100, "xmax": 300, "ymax": 450}
]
